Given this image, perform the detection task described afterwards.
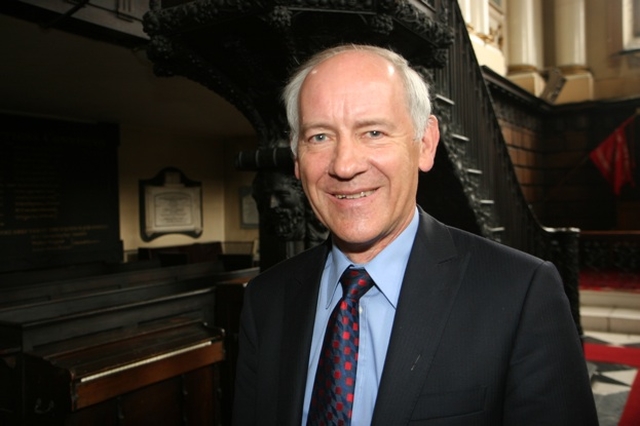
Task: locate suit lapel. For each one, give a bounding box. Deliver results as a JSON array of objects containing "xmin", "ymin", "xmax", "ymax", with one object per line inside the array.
[
  {"xmin": 276, "ymin": 242, "xmax": 330, "ymax": 425},
  {"xmin": 372, "ymin": 211, "xmax": 470, "ymax": 425}
]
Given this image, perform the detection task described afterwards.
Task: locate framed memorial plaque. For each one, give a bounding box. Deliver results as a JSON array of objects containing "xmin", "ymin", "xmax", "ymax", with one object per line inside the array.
[{"xmin": 139, "ymin": 168, "xmax": 203, "ymax": 241}]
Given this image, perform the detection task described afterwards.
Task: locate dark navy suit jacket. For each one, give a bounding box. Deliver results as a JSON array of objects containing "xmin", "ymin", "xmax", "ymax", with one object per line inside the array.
[{"xmin": 233, "ymin": 209, "xmax": 598, "ymax": 425}]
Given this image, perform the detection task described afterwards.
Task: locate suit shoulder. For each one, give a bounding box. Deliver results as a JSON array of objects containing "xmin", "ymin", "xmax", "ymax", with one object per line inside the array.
[
  {"xmin": 417, "ymin": 209, "xmax": 547, "ymax": 271},
  {"xmin": 440, "ymin": 225, "xmax": 564, "ymax": 299},
  {"xmin": 445, "ymin": 225, "xmax": 548, "ymax": 269}
]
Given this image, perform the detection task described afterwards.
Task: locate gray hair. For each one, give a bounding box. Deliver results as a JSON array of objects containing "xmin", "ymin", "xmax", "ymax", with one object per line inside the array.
[{"xmin": 282, "ymin": 44, "xmax": 432, "ymax": 156}]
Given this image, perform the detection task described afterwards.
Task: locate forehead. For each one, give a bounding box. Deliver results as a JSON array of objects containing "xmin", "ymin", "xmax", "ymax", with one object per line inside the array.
[
  {"xmin": 299, "ymin": 54, "xmax": 407, "ymax": 118},
  {"xmin": 302, "ymin": 51, "xmax": 398, "ymax": 93}
]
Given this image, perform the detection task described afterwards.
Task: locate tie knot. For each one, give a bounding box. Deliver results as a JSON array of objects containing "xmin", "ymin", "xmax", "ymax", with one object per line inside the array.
[{"xmin": 340, "ymin": 267, "xmax": 374, "ymax": 301}]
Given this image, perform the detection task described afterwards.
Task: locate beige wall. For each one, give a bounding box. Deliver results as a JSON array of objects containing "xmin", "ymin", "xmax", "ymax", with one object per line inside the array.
[
  {"xmin": 118, "ymin": 125, "xmax": 258, "ymax": 258},
  {"xmin": 586, "ymin": 0, "xmax": 640, "ymax": 100},
  {"xmin": 223, "ymin": 137, "xmax": 259, "ymax": 242}
]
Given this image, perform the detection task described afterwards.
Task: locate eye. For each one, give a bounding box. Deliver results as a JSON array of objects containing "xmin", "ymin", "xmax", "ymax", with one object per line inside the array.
[
  {"xmin": 367, "ymin": 130, "xmax": 383, "ymax": 138},
  {"xmin": 310, "ymin": 133, "xmax": 327, "ymax": 143}
]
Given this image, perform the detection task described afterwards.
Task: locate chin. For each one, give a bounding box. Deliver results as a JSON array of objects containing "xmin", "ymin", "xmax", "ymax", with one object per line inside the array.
[{"xmin": 333, "ymin": 231, "xmax": 378, "ymax": 248}]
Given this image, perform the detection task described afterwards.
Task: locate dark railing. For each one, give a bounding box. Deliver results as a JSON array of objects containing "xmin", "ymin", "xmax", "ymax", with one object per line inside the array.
[
  {"xmin": 431, "ymin": 2, "xmax": 581, "ymax": 331},
  {"xmin": 581, "ymin": 231, "xmax": 640, "ymax": 272},
  {"xmin": 579, "ymin": 231, "xmax": 640, "ymax": 294}
]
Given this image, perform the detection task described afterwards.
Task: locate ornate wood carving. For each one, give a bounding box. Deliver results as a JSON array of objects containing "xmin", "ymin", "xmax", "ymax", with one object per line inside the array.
[
  {"xmin": 143, "ymin": 0, "xmax": 453, "ymax": 268},
  {"xmin": 143, "ymin": 0, "xmax": 453, "ymax": 149}
]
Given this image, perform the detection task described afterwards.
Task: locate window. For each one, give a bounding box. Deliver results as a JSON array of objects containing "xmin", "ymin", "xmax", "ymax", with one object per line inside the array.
[{"xmin": 623, "ymin": 0, "xmax": 640, "ymax": 50}]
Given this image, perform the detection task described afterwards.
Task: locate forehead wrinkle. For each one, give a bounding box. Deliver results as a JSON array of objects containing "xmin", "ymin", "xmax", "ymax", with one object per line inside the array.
[
  {"xmin": 300, "ymin": 94, "xmax": 348, "ymax": 133},
  {"xmin": 353, "ymin": 118, "xmax": 396, "ymax": 131}
]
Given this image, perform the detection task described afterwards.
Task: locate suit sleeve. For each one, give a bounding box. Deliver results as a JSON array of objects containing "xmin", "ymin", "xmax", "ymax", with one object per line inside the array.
[
  {"xmin": 503, "ymin": 261, "xmax": 598, "ymax": 425},
  {"xmin": 232, "ymin": 282, "xmax": 258, "ymax": 425}
]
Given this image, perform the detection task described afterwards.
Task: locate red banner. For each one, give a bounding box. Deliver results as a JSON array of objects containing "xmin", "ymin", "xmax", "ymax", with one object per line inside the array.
[{"xmin": 589, "ymin": 116, "xmax": 636, "ymax": 195}]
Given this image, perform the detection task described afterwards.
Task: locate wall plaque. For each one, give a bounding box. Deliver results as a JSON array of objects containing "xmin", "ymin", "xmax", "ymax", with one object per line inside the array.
[
  {"xmin": 0, "ymin": 114, "xmax": 122, "ymax": 274},
  {"xmin": 139, "ymin": 168, "xmax": 203, "ymax": 241}
]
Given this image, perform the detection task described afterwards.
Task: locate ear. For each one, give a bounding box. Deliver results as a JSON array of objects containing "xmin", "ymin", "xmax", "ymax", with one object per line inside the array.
[
  {"xmin": 418, "ymin": 115, "xmax": 440, "ymax": 172},
  {"xmin": 294, "ymin": 157, "xmax": 301, "ymax": 179}
]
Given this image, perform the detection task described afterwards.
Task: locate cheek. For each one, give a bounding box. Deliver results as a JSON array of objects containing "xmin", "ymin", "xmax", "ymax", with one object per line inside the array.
[
  {"xmin": 295, "ymin": 165, "xmax": 320, "ymax": 200},
  {"xmin": 297, "ymin": 155, "xmax": 327, "ymax": 184},
  {"xmin": 375, "ymin": 148, "xmax": 417, "ymax": 177}
]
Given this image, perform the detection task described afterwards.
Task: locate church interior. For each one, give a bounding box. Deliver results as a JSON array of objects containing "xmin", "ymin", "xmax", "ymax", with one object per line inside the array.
[{"xmin": 1, "ymin": 0, "xmax": 639, "ymax": 424}]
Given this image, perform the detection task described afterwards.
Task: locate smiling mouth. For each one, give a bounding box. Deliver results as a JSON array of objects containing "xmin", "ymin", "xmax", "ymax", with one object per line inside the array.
[{"xmin": 334, "ymin": 190, "xmax": 376, "ymax": 200}]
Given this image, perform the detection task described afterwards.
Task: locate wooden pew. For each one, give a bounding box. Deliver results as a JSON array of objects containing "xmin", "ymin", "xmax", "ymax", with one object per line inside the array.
[
  {"xmin": 24, "ymin": 319, "xmax": 224, "ymax": 425},
  {"xmin": 0, "ymin": 259, "xmax": 162, "ymax": 288},
  {"xmin": 0, "ymin": 262, "xmax": 259, "ymax": 425},
  {"xmin": 137, "ymin": 242, "xmax": 223, "ymax": 266},
  {"xmin": 0, "ymin": 261, "xmax": 227, "ymax": 308}
]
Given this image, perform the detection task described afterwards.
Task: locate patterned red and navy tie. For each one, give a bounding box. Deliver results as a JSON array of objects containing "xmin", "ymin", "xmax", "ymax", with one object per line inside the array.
[{"xmin": 307, "ymin": 267, "xmax": 374, "ymax": 426}]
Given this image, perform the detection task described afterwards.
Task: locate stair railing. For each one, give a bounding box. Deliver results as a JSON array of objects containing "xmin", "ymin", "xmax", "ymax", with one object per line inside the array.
[{"xmin": 431, "ymin": 1, "xmax": 581, "ymax": 332}]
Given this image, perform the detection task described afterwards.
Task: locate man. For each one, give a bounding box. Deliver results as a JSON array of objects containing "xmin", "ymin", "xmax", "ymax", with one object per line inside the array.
[{"xmin": 233, "ymin": 44, "xmax": 598, "ymax": 425}]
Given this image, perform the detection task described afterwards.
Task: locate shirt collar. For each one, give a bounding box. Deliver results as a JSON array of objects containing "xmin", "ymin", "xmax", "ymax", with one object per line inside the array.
[{"xmin": 325, "ymin": 207, "xmax": 420, "ymax": 309}]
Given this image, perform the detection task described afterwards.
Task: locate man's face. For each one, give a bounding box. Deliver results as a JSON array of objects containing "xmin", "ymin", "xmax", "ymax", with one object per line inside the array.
[{"xmin": 294, "ymin": 51, "xmax": 439, "ymax": 263}]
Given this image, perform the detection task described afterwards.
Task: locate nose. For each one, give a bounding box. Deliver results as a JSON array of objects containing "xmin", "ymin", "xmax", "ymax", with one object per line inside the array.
[{"xmin": 329, "ymin": 136, "xmax": 366, "ymax": 179}]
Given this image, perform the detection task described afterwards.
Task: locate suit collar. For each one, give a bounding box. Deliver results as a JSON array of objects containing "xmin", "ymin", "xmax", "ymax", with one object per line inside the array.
[{"xmin": 372, "ymin": 209, "xmax": 470, "ymax": 425}]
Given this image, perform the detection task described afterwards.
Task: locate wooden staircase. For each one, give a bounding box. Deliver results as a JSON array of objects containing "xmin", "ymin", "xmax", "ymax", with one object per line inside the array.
[{"xmin": 416, "ymin": 2, "xmax": 582, "ymax": 331}]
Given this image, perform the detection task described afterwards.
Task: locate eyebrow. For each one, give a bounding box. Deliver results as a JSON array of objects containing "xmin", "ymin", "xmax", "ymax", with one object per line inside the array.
[
  {"xmin": 300, "ymin": 122, "xmax": 331, "ymax": 134},
  {"xmin": 301, "ymin": 118, "xmax": 395, "ymax": 134}
]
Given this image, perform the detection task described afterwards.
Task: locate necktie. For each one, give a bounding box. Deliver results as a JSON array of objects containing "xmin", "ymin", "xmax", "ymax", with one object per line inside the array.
[{"xmin": 307, "ymin": 267, "xmax": 374, "ymax": 426}]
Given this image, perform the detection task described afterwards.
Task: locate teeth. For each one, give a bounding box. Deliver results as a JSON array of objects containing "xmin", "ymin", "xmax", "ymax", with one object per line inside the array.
[{"xmin": 335, "ymin": 190, "xmax": 374, "ymax": 200}]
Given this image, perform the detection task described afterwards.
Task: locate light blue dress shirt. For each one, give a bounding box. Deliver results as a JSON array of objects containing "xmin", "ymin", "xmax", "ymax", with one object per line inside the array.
[{"xmin": 301, "ymin": 208, "xmax": 419, "ymax": 425}]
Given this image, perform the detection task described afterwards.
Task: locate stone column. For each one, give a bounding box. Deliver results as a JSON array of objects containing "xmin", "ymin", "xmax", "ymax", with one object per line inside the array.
[
  {"xmin": 555, "ymin": 0, "xmax": 587, "ymax": 71},
  {"xmin": 465, "ymin": 0, "xmax": 507, "ymax": 74},
  {"xmin": 470, "ymin": 0, "xmax": 490, "ymax": 37},
  {"xmin": 553, "ymin": 0, "xmax": 593, "ymax": 103},
  {"xmin": 458, "ymin": 0, "xmax": 472, "ymax": 28},
  {"xmin": 507, "ymin": 0, "xmax": 545, "ymax": 95}
]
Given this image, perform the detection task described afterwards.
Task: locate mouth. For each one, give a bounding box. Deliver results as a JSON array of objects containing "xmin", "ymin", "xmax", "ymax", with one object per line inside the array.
[{"xmin": 334, "ymin": 190, "xmax": 376, "ymax": 200}]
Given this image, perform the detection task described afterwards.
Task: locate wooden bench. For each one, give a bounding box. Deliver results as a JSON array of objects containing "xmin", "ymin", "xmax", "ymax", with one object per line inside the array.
[
  {"xmin": 0, "ymin": 261, "xmax": 226, "ymax": 308},
  {"xmin": 0, "ymin": 259, "xmax": 162, "ymax": 288},
  {"xmin": 137, "ymin": 241, "xmax": 223, "ymax": 266},
  {"xmin": 0, "ymin": 262, "xmax": 259, "ymax": 425}
]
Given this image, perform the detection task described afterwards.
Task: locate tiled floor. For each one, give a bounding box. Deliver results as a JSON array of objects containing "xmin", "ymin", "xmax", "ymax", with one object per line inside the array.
[{"xmin": 584, "ymin": 331, "xmax": 640, "ymax": 426}]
